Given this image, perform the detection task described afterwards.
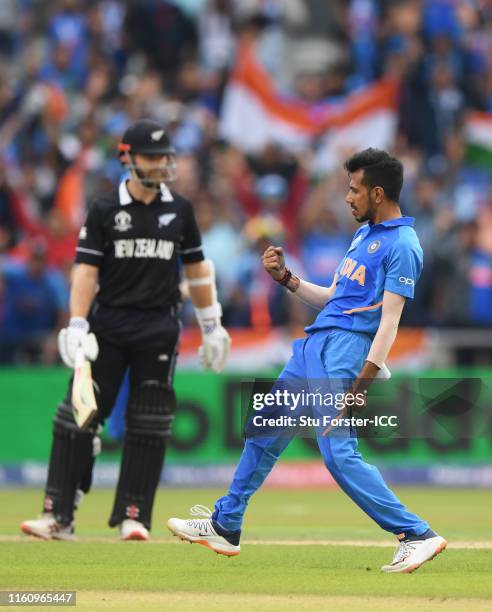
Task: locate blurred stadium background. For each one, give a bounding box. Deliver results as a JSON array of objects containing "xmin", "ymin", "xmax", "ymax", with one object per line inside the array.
[{"xmin": 1, "ymin": 0, "xmax": 492, "ymax": 498}]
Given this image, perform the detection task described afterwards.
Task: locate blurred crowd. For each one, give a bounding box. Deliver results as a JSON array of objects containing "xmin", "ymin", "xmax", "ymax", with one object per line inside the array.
[{"xmin": 1, "ymin": 0, "xmax": 492, "ymax": 364}]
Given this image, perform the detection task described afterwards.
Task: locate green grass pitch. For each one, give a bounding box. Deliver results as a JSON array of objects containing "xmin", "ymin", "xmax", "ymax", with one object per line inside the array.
[{"xmin": 1, "ymin": 487, "xmax": 491, "ymax": 610}]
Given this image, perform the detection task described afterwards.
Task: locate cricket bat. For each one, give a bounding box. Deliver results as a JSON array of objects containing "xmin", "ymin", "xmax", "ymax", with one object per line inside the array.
[{"xmin": 72, "ymin": 347, "xmax": 98, "ymax": 430}]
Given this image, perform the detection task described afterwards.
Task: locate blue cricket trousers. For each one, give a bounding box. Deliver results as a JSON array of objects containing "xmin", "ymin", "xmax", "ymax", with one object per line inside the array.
[{"xmin": 213, "ymin": 328, "xmax": 429, "ymax": 536}]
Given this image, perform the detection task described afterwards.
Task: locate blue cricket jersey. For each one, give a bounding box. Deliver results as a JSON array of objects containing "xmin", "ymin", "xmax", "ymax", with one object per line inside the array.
[{"xmin": 305, "ymin": 216, "xmax": 423, "ymax": 336}]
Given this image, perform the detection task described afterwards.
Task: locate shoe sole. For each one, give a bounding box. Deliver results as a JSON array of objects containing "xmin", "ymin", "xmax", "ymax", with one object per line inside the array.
[
  {"xmin": 52, "ymin": 533, "xmax": 76, "ymax": 542},
  {"xmin": 121, "ymin": 531, "xmax": 149, "ymax": 541},
  {"xmin": 167, "ymin": 524, "xmax": 240, "ymax": 557},
  {"xmin": 382, "ymin": 538, "xmax": 448, "ymax": 573}
]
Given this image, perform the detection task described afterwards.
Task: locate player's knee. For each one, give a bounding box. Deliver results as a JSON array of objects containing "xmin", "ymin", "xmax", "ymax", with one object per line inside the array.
[
  {"xmin": 54, "ymin": 401, "xmax": 98, "ymax": 436},
  {"xmin": 126, "ymin": 381, "xmax": 176, "ymax": 440},
  {"xmin": 320, "ymin": 435, "xmax": 359, "ymax": 473}
]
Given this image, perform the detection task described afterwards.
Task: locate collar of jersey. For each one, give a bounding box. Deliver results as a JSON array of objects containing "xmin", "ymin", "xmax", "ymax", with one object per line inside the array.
[
  {"xmin": 118, "ymin": 180, "xmax": 174, "ymax": 205},
  {"xmin": 367, "ymin": 216, "xmax": 414, "ymax": 229}
]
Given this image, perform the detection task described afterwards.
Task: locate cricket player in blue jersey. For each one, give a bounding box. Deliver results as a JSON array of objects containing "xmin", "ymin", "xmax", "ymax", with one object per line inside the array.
[{"xmin": 168, "ymin": 149, "xmax": 447, "ymax": 573}]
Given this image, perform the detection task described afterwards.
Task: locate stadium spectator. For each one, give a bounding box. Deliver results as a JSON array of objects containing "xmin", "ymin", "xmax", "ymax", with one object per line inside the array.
[
  {"xmin": 226, "ymin": 215, "xmax": 304, "ymax": 328},
  {"xmin": 1, "ymin": 0, "xmax": 492, "ymax": 362},
  {"xmin": 0, "ymin": 241, "xmax": 68, "ymax": 364},
  {"xmin": 123, "ymin": 0, "xmax": 198, "ymax": 83},
  {"xmin": 194, "ymin": 188, "xmax": 242, "ymax": 303},
  {"xmin": 298, "ymin": 178, "xmax": 352, "ymax": 287},
  {"xmin": 233, "ymin": 143, "xmax": 309, "ymax": 249}
]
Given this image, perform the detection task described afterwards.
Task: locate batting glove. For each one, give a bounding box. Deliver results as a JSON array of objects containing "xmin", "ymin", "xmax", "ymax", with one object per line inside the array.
[
  {"xmin": 195, "ymin": 304, "xmax": 231, "ymax": 373},
  {"xmin": 58, "ymin": 317, "xmax": 99, "ymax": 368}
]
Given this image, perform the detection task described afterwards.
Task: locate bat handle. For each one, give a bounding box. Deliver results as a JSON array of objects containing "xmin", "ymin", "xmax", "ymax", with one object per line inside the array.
[{"xmin": 74, "ymin": 347, "xmax": 86, "ymax": 369}]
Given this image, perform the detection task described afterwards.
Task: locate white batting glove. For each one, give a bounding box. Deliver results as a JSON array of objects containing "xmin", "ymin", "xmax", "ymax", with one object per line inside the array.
[
  {"xmin": 195, "ymin": 304, "xmax": 231, "ymax": 373},
  {"xmin": 199, "ymin": 325, "xmax": 232, "ymax": 373},
  {"xmin": 57, "ymin": 317, "xmax": 99, "ymax": 368}
]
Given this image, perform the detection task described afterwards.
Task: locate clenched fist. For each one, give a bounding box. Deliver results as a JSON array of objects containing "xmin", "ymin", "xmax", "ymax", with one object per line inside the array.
[{"xmin": 262, "ymin": 246, "xmax": 287, "ymax": 281}]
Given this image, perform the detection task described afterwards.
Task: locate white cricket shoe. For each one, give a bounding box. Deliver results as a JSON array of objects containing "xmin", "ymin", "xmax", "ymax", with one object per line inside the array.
[
  {"xmin": 119, "ymin": 519, "xmax": 149, "ymax": 541},
  {"xmin": 20, "ymin": 513, "xmax": 75, "ymax": 541},
  {"xmin": 167, "ymin": 505, "xmax": 240, "ymax": 557},
  {"xmin": 381, "ymin": 535, "xmax": 447, "ymax": 573}
]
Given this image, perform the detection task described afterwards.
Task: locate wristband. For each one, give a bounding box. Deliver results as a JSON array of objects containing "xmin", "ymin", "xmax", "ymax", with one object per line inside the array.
[
  {"xmin": 69, "ymin": 317, "xmax": 89, "ymax": 332},
  {"xmin": 277, "ymin": 268, "xmax": 299, "ymax": 293},
  {"xmin": 194, "ymin": 303, "xmax": 223, "ymax": 334},
  {"xmin": 194, "ymin": 303, "xmax": 222, "ymax": 322},
  {"xmin": 278, "ymin": 268, "xmax": 292, "ymax": 286}
]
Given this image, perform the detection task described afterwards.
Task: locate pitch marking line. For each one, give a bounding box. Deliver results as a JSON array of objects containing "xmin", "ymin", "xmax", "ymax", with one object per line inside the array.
[
  {"xmin": 2, "ymin": 535, "xmax": 492, "ymax": 549},
  {"xmin": 245, "ymin": 539, "xmax": 492, "ymax": 549}
]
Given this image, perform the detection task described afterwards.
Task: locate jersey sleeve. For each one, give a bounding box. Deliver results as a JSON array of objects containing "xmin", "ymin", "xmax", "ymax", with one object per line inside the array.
[
  {"xmin": 75, "ymin": 201, "xmax": 105, "ymax": 267},
  {"xmin": 178, "ymin": 201, "xmax": 205, "ymax": 264},
  {"xmin": 384, "ymin": 237, "xmax": 423, "ymax": 299}
]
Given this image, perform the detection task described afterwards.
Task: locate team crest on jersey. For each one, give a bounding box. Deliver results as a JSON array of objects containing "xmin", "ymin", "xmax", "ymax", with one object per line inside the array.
[
  {"xmin": 114, "ymin": 211, "xmax": 132, "ymax": 232},
  {"xmin": 158, "ymin": 213, "xmax": 176, "ymax": 227},
  {"xmin": 367, "ymin": 240, "xmax": 381, "ymax": 254}
]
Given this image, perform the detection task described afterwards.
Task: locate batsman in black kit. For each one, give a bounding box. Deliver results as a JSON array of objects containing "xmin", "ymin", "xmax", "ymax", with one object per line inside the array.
[{"xmin": 21, "ymin": 119, "xmax": 231, "ymax": 541}]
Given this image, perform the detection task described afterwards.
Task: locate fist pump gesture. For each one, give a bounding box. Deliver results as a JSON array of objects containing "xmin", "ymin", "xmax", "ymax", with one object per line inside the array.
[{"xmin": 262, "ymin": 246, "xmax": 287, "ymax": 281}]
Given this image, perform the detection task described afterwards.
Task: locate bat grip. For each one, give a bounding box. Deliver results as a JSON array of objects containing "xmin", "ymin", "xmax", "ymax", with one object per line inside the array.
[{"xmin": 74, "ymin": 347, "xmax": 86, "ymax": 369}]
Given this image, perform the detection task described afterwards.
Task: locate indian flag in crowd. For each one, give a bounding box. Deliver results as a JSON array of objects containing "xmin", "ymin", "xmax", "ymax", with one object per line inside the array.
[
  {"xmin": 465, "ymin": 112, "xmax": 492, "ymax": 168},
  {"xmin": 312, "ymin": 84, "xmax": 398, "ymax": 175},
  {"xmin": 220, "ymin": 44, "xmax": 399, "ymax": 173}
]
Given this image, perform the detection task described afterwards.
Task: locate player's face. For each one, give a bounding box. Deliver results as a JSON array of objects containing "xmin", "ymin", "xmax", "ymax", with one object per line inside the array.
[
  {"xmin": 346, "ymin": 170, "xmax": 373, "ymax": 223},
  {"xmin": 131, "ymin": 153, "xmax": 177, "ymax": 189}
]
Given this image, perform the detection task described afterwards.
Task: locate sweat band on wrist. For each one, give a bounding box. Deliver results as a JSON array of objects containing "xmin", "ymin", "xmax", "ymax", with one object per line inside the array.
[
  {"xmin": 69, "ymin": 317, "xmax": 89, "ymax": 332},
  {"xmin": 278, "ymin": 268, "xmax": 292, "ymax": 287}
]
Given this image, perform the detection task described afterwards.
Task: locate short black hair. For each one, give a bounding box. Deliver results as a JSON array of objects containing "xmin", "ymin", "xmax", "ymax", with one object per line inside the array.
[{"xmin": 344, "ymin": 148, "xmax": 403, "ymax": 202}]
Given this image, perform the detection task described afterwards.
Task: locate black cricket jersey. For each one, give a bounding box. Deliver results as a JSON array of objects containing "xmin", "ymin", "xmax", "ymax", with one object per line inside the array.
[{"xmin": 75, "ymin": 181, "xmax": 204, "ymax": 309}]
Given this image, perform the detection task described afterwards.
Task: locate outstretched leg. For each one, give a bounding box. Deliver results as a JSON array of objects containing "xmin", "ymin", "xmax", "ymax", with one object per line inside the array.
[{"xmin": 168, "ymin": 339, "xmax": 307, "ymax": 553}]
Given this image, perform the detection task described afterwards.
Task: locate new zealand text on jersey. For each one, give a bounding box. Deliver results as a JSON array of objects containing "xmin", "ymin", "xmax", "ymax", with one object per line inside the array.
[{"xmin": 114, "ymin": 238, "xmax": 175, "ymax": 259}]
